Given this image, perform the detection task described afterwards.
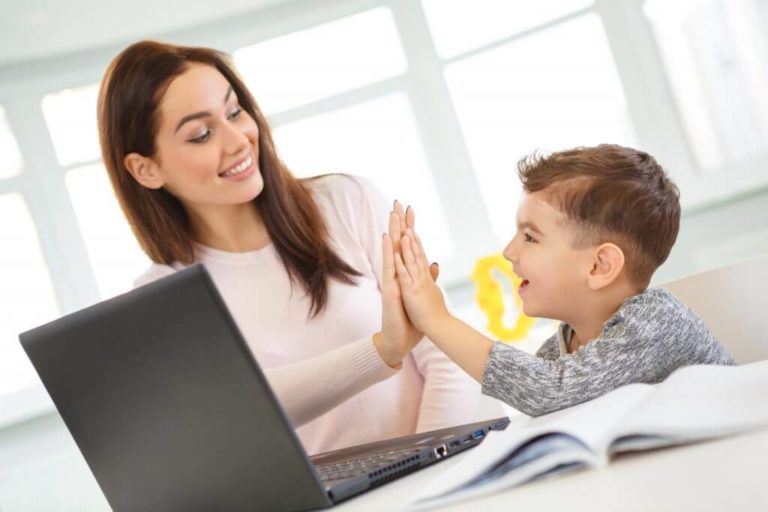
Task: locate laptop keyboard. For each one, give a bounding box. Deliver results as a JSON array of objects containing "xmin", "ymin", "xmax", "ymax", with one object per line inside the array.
[{"xmin": 315, "ymin": 448, "xmax": 423, "ymax": 482}]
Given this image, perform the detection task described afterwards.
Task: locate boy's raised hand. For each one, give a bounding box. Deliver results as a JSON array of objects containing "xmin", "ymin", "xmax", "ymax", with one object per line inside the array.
[
  {"xmin": 376, "ymin": 202, "xmax": 434, "ymax": 368},
  {"xmin": 393, "ymin": 227, "xmax": 449, "ymax": 335}
]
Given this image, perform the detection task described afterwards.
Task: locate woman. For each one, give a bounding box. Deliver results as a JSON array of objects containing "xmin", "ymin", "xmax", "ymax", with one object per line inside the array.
[{"xmin": 97, "ymin": 40, "xmax": 476, "ymax": 455}]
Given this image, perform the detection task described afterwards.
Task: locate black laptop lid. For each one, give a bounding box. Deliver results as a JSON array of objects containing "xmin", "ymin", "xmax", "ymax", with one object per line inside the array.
[{"xmin": 20, "ymin": 265, "xmax": 331, "ymax": 512}]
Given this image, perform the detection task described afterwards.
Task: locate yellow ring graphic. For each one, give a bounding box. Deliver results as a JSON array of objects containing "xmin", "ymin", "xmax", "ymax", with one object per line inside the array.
[{"xmin": 471, "ymin": 254, "xmax": 534, "ymax": 342}]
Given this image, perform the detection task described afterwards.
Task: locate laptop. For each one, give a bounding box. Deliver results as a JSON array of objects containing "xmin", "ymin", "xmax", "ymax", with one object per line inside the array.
[{"xmin": 20, "ymin": 265, "xmax": 508, "ymax": 511}]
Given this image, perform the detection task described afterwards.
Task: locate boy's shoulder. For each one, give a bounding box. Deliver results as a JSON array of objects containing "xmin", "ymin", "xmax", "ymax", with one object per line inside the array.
[
  {"xmin": 611, "ymin": 287, "xmax": 735, "ymax": 364},
  {"xmin": 607, "ymin": 287, "xmax": 705, "ymax": 342},
  {"xmin": 614, "ymin": 287, "xmax": 689, "ymax": 321}
]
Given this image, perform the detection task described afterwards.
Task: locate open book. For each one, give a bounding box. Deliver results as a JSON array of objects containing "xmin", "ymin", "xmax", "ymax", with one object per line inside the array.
[{"xmin": 411, "ymin": 360, "xmax": 768, "ymax": 509}]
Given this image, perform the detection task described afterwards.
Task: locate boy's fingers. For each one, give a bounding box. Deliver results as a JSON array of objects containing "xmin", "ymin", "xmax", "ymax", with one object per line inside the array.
[
  {"xmin": 394, "ymin": 252, "xmax": 412, "ymax": 287},
  {"xmin": 411, "ymin": 235, "xmax": 427, "ymax": 271},
  {"xmin": 404, "ymin": 229, "xmax": 427, "ymax": 270},
  {"xmin": 414, "ymin": 233, "xmax": 430, "ymax": 268},
  {"xmin": 400, "ymin": 235, "xmax": 421, "ymax": 280}
]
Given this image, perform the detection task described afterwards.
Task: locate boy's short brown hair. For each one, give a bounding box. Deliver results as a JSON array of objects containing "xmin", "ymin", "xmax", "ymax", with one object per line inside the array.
[{"xmin": 517, "ymin": 144, "xmax": 680, "ymax": 289}]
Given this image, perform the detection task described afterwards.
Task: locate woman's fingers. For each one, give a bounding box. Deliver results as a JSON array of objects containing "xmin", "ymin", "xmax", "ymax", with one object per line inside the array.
[
  {"xmin": 388, "ymin": 211, "xmax": 402, "ymax": 252},
  {"xmin": 394, "ymin": 200, "xmax": 406, "ymax": 234},
  {"xmin": 429, "ymin": 262, "xmax": 440, "ymax": 282},
  {"xmin": 406, "ymin": 204, "xmax": 415, "ymax": 231},
  {"xmin": 382, "ymin": 233, "xmax": 395, "ymax": 281}
]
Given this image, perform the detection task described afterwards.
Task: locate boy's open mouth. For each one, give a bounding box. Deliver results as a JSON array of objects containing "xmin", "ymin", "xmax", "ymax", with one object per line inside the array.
[{"xmin": 520, "ymin": 279, "xmax": 530, "ymax": 290}]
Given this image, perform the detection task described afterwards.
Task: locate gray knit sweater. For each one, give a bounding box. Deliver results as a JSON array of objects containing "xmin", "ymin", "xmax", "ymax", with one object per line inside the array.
[{"xmin": 481, "ymin": 288, "xmax": 736, "ymax": 417}]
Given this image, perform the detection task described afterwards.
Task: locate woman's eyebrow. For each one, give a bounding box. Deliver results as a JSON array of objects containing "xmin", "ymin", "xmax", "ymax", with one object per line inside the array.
[{"xmin": 174, "ymin": 86, "xmax": 234, "ymax": 133}]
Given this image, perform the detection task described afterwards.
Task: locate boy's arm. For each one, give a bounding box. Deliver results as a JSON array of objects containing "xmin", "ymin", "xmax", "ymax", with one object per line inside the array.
[
  {"xmin": 415, "ymin": 315, "xmax": 494, "ymax": 382},
  {"xmin": 388, "ymin": 230, "xmax": 494, "ymax": 381},
  {"xmin": 390, "ymin": 229, "xmax": 670, "ymax": 418}
]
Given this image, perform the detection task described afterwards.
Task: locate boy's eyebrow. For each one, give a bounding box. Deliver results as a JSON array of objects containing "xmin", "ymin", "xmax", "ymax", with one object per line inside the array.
[
  {"xmin": 174, "ymin": 86, "xmax": 234, "ymax": 133},
  {"xmin": 518, "ymin": 221, "xmax": 544, "ymax": 235}
]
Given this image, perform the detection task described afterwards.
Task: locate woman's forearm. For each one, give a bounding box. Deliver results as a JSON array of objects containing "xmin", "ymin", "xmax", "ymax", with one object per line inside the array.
[{"xmin": 265, "ymin": 336, "xmax": 397, "ymax": 426}]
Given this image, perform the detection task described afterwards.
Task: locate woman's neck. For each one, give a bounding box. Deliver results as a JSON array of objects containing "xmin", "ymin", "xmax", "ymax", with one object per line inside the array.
[{"xmin": 188, "ymin": 202, "xmax": 270, "ymax": 253}]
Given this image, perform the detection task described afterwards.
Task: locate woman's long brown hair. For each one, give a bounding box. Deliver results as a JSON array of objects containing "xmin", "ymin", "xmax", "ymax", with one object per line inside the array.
[{"xmin": 98, "ymin": 40, "xmax": 360, "ymax": 316}]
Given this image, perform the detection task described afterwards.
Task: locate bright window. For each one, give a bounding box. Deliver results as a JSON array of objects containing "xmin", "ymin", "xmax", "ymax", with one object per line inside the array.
[
  {"xmin": 41, "ymin": 83, "xmax": 101, "ymax": 167},
  {"xmin": 65, "ymin": 164, "xmax": 150, "ymax": 298},
  {"xmin": 645, "ymin": 0, "xmax": 768, "ymax": 172},
  {"xmin": 422, "ymin": 0, "xmax": 593, "ymax": 58},
  {"xmin": 0, "ymin": 194, "xmax": 60, "ymax": 396},
  {"xmin": 273, "ymin": 93, "xmax": 454, "ymax": 259},
  {"xmin": 234, "ymin": 7, "xmax": 407, "ymax": 114},
  {"xmin": 0, "ymin": 106, "xmax": 24, "ymax": 179},
  {"xmin": 444, "ymin": 14, "xmax": 636, "ymax": 242}
]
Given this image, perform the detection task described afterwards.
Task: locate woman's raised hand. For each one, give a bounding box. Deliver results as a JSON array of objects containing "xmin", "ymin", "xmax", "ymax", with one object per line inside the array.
[{"xmin": 374, "ymin": 201, "xmax": 436, "ymax": 368}]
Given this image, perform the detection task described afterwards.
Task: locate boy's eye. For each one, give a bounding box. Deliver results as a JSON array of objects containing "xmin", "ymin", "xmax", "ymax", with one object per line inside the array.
[
  {"xmin": 524, "ymin": 233, "xmax": 536, "ymax": 243},
  {"xmin": 189, "ymin": 129, "xmax": 211, "ymax": 144}
]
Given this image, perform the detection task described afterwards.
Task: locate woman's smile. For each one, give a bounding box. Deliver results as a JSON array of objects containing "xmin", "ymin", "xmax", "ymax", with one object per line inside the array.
[{"xmin": 219, "ymin": 152, "xmax": 256, "ymax": 180}]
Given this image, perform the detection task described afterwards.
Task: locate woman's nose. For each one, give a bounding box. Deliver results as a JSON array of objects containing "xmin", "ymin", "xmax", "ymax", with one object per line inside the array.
[{"xmin": 223, "ymin": 122, "xmax": 251, "ymax": 155}]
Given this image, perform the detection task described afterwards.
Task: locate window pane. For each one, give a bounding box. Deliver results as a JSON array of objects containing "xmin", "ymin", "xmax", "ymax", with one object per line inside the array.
[
  {"xmin": 0, "ymin": 194, "xmax": 60, "ymax": 395},
  {"xmin": 644, "ymin": 0, "xmax": 768, "ymax": 172},
  {"xmin": 65, "ymin": 165, "xmax": 151, "ymax": 298},
  {"xmin": 445, "ymin": 14, "xmax": 637, "ymax": 243},
  {"xmin": 41, "ymin": 83, "xmax": 100, "ymax": 167},
  {"xmin": 0, "ymin": 106, "xmax": 23, "ymax": 179},
  {"xmin": 273, "ymin": 93, "xmax": 454, "ymax": 259},
  {"xmin": 234, "ymin": 8, "xmax": 407, "ymax": 114},
  {"xmin": 422, "ymin": 0, "xmax": 594, "ymax": 59}
]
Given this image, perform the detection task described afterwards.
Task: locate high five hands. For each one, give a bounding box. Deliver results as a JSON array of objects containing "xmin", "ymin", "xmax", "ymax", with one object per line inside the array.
[{"xmin": 374, "ymin": 201, "xmax": 447, "ymax": 368}]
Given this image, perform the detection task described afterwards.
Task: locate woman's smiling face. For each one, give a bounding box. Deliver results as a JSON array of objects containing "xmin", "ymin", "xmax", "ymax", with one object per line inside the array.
[
  {"xmin": 502, "ymin": 191, "xmax": 596, "ymax": 321},
  {"xmin": 147, "ymin": 63, "xmax": 264, "ymax": 216}
]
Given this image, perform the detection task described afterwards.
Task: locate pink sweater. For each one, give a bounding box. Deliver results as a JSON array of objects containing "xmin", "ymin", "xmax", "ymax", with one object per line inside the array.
[{"xmin": 134, "ymin": 175, "xmax": 478, "ymax": 455}]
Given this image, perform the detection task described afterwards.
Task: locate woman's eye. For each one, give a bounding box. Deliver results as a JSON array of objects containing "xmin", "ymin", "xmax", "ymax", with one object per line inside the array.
[
  {"xmin": 189, "ymin": 130, "xmax": 211, "ymax": 144},
  {"xmin": 228, "ymin": 107, "xmax": 242, "ymax": 120}
]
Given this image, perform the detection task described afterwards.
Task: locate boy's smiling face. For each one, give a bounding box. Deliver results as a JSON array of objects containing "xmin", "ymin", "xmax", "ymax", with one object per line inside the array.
[{"xmin": 502, "ymin": 191, "xmax": 596, "ymax": 322}]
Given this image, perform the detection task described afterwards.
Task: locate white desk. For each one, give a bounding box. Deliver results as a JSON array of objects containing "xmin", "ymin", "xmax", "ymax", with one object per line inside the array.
[
  {"xmin": 335, "ymin": 427, "xmax": 768, "ymax": 512},
  {"xmin": 2, "ymin": 413, "xmax": 766, "ymax": 511}
]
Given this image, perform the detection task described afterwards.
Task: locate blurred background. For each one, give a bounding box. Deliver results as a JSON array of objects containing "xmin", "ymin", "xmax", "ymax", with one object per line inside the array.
[{"xmin": 1, "ymin": 0, "xmax": 767, "ymax": 509}]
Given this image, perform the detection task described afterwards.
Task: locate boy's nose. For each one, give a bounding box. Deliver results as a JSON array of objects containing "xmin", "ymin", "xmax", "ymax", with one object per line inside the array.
[{"xmin": 502, "ymin": 239, "xmax": 518, "ymax": 263}]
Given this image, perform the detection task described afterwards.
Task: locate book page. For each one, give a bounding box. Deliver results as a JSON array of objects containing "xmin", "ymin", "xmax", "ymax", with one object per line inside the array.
[
  {"xmin": 411, "ymin": 383, "xmax": 652, "ymax": 507},
  {"xmin": 411, "ymin": 435, "xmax": 588, "ymax": 510},
  {"xmin": 607, "ymin": 360, "xmax": 768, "ymax": 452}
]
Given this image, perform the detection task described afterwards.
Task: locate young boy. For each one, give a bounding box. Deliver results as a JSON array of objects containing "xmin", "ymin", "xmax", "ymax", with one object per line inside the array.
[{"xmin": 385, "ymin": 144, "xmax": 735, "ymax": 417}]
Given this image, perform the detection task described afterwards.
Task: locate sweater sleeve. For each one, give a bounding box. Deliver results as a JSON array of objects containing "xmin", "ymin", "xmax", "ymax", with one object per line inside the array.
[
  {"xmin": 349, "ymin": 176, "xmax": 479, "ymax": 432},
  {"xmin": 134, "ymin": 261, "xmax": 398, "ymax": 428},
  {"xmin": 266, "ymin": 335, "xmax": 399, "ymax": 426},
  {"xmin": 481, "ymin": 289, "xmax": 735, "ymax": 417}
]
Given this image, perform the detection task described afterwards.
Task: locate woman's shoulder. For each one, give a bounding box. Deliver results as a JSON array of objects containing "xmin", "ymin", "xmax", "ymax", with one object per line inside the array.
[
  {"xmin": 133, "ymin": 262, "xmax": 183, "ymax": 288},
  {"xmin": 304, "ymin": 173, "xmax": 387, "ymax": 223},
  {"xmin": 303, "ymin": 173, "xmax": 379, "ymax": 205}
]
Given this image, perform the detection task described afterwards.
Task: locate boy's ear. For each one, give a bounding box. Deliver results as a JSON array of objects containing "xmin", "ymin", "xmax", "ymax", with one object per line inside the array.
[
  {"xmin": 587, "ymin": 243, "xmax": 625, "ymax": 290},
  {"xmin": 123, "ymin": 153, "xmax": 164, "ymax": 189}
]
